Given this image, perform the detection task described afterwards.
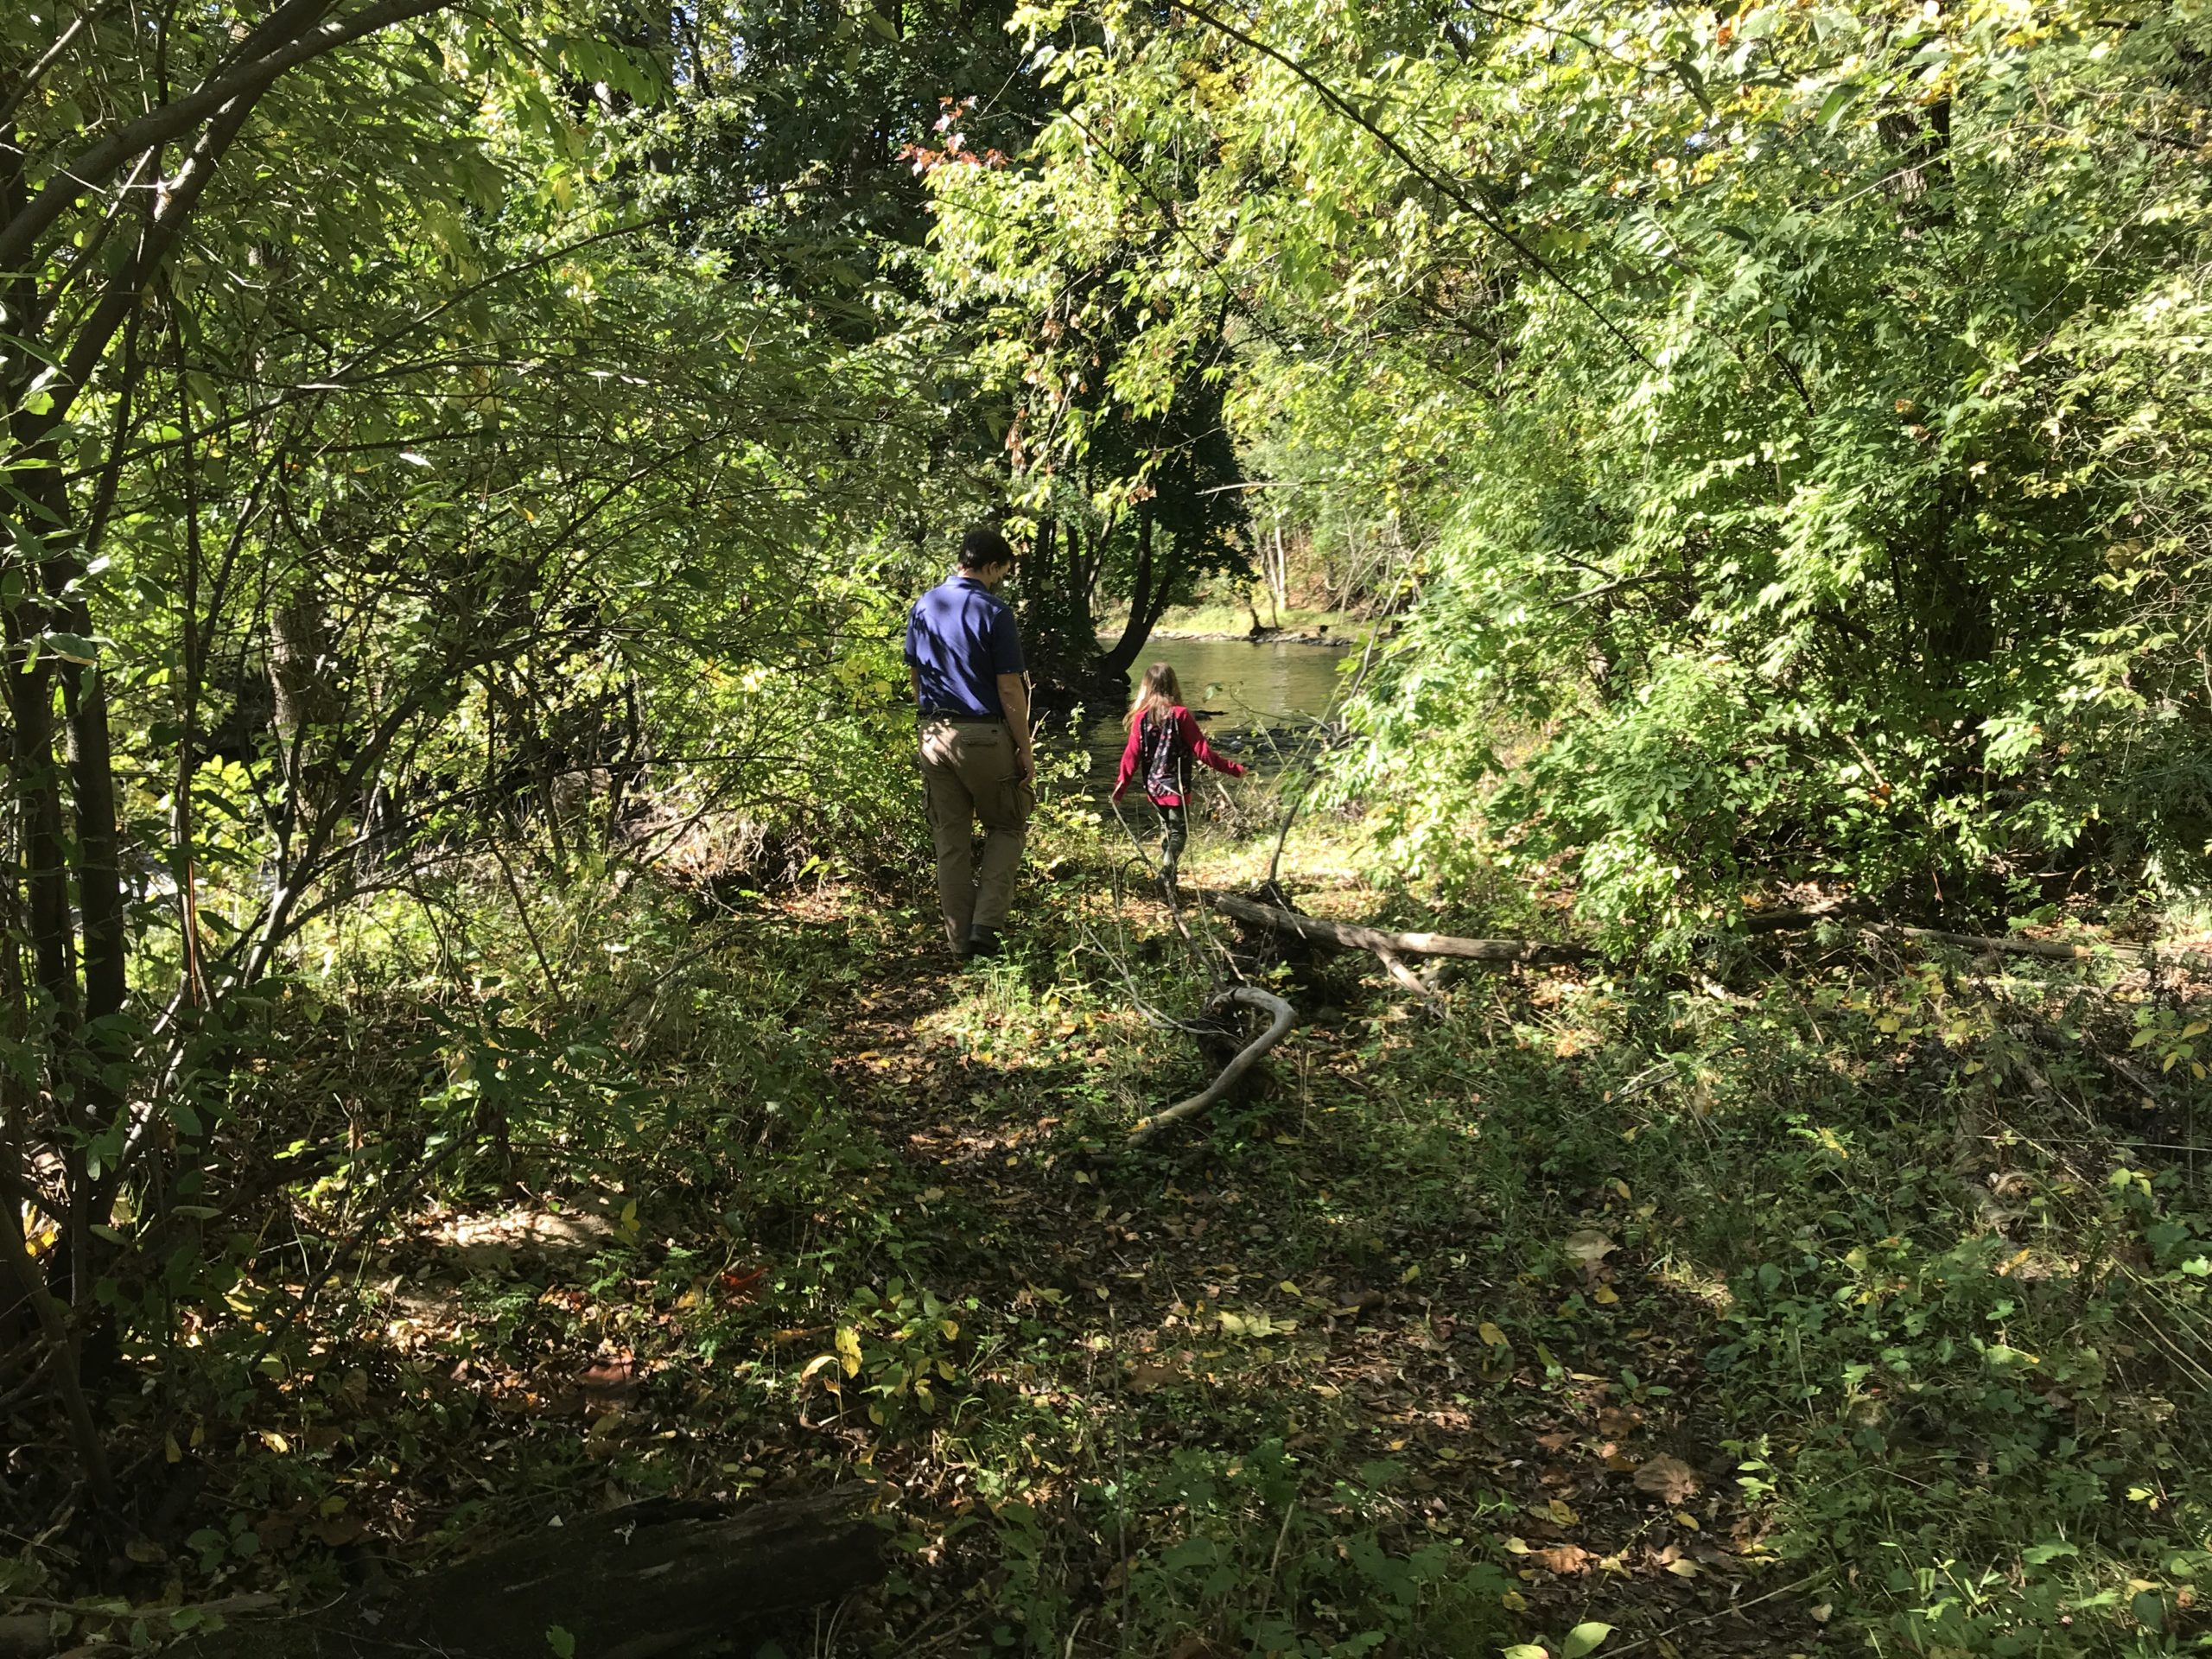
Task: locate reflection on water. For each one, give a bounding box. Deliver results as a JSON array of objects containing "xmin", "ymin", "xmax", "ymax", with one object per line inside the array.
[{"xmin": 1062, "ymin": 637, "xmax": 1355, "ymax": 795}]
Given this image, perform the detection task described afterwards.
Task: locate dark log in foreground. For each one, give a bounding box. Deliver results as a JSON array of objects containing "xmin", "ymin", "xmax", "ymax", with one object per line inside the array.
[
  {"xmin": 1129, "ymin": 986, "xmax": 1296, "ymax": 1144},
  {"xmin": 175, "ymin": 1487, "xmax": 881, "ymax": 1659},
  {"xmin": 1203, "ymin": 891, "xmax": 1590, "ymax": 965}
]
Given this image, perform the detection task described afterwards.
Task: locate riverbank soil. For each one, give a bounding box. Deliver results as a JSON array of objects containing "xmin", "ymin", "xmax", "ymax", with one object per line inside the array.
[{"xmin": 16, "ymin": 810, "xmax": 2212, "ymax": 1656}]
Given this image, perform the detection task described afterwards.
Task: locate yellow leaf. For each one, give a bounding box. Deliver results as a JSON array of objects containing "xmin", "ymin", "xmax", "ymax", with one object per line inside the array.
[
  {"xmin": 1665, "ymin": 1558, "xmax": 1700, "ymax": 1578},
  {"xmin": 1478, "ymin": 1320, "xmax": 1509, "ymax": 1348},
  {"xmin": 1548, "ymin": 1497, "xmax": 1578, "ymax": 1526},
  {"xmin": 260, "ymin": 1430, "xmax": 290, "ymax": 1454},
  {"xmin": 1500, "ymin": 1590, "xmax": 1529, "ymax": 1611},
  {"xmin": 1673, "ymin": 1510, "xmax": 1699, "ymax": 1529},
  {"xmin": 1592, "ymin": 1286, "xmax": 1619, "ymax": 1306},
  {"xmin": 1503, "ymin": 1536, "xmax": 1532, "ymax": 1554},
  {"xmin": 836, "ymin": 1326, "xmax": 863, "ymax": 1377},
  {"xmin": 164, "ymin": 1433, "xmax": 182, "ymax": 1464}
]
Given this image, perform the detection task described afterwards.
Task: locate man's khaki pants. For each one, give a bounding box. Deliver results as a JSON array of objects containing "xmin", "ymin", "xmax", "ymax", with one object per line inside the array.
[{"xmin": 919, "ymin": 717, "xmax": 1032, "ymax": 946}]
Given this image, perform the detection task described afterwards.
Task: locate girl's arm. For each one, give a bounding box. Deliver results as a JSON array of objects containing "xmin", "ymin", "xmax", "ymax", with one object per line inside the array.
[
  {"xmin": 1177, "ymin": 709, "xmax": 1247, "ymax": 777},
  {"xmin": 1111, "ymin": 722, "xmax": 1142, "ymax": 799}
]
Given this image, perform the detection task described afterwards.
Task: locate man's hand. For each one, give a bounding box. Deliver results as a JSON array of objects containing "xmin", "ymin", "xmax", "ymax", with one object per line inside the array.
[{"xmin": 997, "ymin": 671, "xmax": 1033, "ymax": 785}]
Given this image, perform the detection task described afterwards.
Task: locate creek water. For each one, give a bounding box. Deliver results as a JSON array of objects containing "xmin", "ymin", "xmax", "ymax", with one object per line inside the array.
[{"xmin": 1069, "ymin": 635, "xmax": 1354, "ymax": 797}]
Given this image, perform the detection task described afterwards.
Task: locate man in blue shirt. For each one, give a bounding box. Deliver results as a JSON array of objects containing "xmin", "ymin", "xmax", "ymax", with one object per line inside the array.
[{"xmin": 905, "ymin": 527, "xmax": 1033, "ymax": 957}]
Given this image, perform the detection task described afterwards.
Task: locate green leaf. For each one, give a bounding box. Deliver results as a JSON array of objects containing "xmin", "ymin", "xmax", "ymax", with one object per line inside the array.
[
  {"xmin": 36, "ymin": 631, "xmax": 101, "ymax": 664},
  {"xmin": 546, "ymin": 1627, "xmax": 576, "ymax": 1658},
  {"xmin": 1563, "ymin": 1624, "xmax": 1616, "ymax": 1659},
  {"xmin": 1502, "ymin": 1648, "xmax": 1549, "ymax": 1659}
]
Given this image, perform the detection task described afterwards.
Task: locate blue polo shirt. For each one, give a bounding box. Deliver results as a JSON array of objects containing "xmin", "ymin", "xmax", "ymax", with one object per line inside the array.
[{"xmin": 905, "ymin": 575, "xmax": 1026, "ymax": 719}]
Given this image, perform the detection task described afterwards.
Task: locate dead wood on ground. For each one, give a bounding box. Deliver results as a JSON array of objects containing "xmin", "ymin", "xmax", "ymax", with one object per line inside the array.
[
  {"xmin": 1201, "ymin": 892, "xmax": 1589, "ymax": 965},
  {"xmin": 168, "ymin": 1486, "xmax": 881, "ymax": 1659},
  {"xmin": 1128, "ymin": 986, "xmax": 1296, "ymax": 1144}
]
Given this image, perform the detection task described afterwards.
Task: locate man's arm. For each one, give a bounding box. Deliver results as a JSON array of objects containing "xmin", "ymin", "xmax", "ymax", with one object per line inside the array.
[{"xmin": 997, "ymin": 672, "xmax": 1033, "ymax": 783}]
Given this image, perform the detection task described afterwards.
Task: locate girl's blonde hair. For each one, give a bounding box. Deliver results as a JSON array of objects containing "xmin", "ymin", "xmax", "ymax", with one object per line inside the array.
[{"xmin": 1128, "ymin": 662, "xmax": 1182, "ymax": 730}]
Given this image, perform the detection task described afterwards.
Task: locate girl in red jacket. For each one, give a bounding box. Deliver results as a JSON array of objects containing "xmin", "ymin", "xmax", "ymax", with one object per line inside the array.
[{"xmin": 1111, "ymin": 663, "xmax": 1247, "ymax": 888}]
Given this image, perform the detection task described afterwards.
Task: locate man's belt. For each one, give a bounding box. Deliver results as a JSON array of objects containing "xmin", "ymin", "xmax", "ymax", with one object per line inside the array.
[{"xmin": 918, "ymin": 710, "xmax": 1003, "ymax": 724}]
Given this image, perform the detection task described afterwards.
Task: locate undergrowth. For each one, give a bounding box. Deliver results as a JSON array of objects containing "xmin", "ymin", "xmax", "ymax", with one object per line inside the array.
[{"xmin": 10, "ymin": 804, "xmax": 2212, "ymax": 1659}]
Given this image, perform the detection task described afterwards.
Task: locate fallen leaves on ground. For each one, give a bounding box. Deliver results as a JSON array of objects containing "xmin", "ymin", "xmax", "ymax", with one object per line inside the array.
[{"xmin": 1633, "ymin": 1454, "xmax": 1701, "ymax": 1504}]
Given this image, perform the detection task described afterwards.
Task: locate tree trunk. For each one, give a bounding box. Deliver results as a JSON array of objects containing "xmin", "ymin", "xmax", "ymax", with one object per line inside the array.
[
  {"xmin": 270, "ymin": 582, "xmax": 342, "ymax": 823},
  {"xmin": 1101, "ymin": 512, "xmax": 1183, "ymax": 678}
]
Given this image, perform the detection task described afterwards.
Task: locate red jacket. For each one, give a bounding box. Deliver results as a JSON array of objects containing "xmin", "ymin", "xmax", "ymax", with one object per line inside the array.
[{"xmin": 1112, "ymin": 705, "xmax": 1246, "ymax": 805}]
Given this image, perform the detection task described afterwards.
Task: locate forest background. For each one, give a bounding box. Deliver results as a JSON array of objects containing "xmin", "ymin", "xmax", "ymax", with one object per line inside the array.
[{"xmin": 5, "ymin": 0, "xmax": 2212, "ymax": 1655}]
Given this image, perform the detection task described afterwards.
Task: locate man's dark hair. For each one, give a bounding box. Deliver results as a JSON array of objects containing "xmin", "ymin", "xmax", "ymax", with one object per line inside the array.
[{"xmin": 957, "ymin": 526, "xmax": 1016, "ymax": 572}]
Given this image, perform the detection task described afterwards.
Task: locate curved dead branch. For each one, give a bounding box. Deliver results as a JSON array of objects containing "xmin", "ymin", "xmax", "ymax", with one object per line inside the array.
[{"xmin": 1128, "ymin": 986, "xmax": 1296, "ymax": 1144}]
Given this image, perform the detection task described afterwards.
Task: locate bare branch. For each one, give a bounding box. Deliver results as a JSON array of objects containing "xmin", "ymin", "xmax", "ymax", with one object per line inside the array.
[
  {"xmin": 1128, "ymin": 985, "xmax": 1296, "ymax": 1143},
  {"xmin": 0, "ymin": 0, "xmax": 458, "ymax": 277}
]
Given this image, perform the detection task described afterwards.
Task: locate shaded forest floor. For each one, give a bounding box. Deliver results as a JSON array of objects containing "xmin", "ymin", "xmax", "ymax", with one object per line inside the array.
[{"xmin": 15, "ymin": 822, "xmax": 2212, "ymax": 1657}]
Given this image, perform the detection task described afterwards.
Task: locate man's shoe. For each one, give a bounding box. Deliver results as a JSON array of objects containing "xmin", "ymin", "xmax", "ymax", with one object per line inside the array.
[{"xmin": 966, "ymin": 925, "xmax": 1003, "ymax": 958}]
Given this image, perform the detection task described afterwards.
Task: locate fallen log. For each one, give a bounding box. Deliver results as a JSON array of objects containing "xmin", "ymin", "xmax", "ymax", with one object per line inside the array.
[
  {"xmin": 1205, "ymin": 889, "xmax": 2204, "ymax": 976},
  {"xmin": 1128, "ymin": 986, "xmax": 1296, "ymax": 1144},
  {"xmin": 1203, "ymin": 892, "xmax": 1589, "ymax": 965},
  {"xmin": 172, "ymin": 1487, "xmax": 882, "ymax": 1659},
  {"xmin": 1882, "ymin": 924, "xmax": 2126, "ymax": 962}
]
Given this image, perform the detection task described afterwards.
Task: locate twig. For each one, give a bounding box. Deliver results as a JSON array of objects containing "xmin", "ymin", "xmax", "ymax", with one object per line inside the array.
[
  {"xmin": 1373, "ymin": 947, "xmax": 1443, "ymax": 1002},
  {"xmin": 1249, "ymin": 1497, "xmax": 1300, "ymax": 1635}
]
